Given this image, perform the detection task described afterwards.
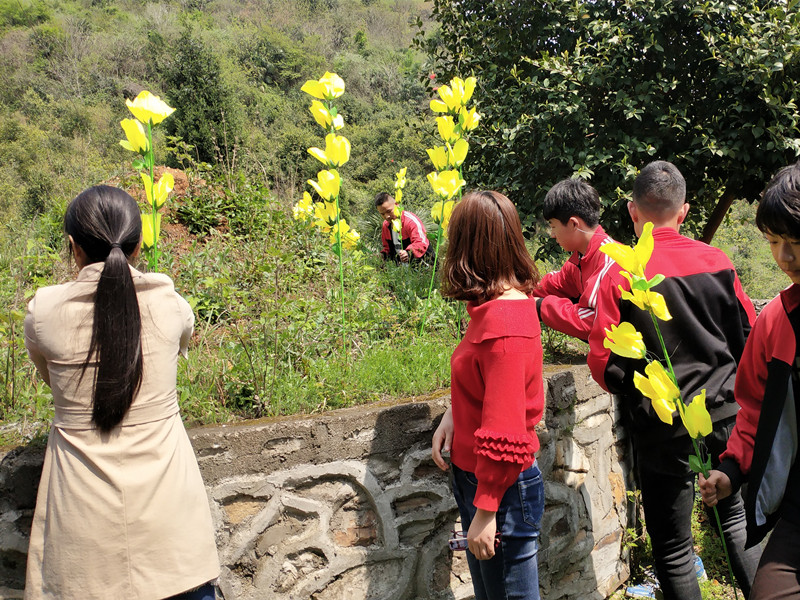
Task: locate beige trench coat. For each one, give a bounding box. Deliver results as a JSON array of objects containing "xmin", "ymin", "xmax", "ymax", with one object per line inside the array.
[{"xmin": 23, "ymin": 263, "xmax": 220, "ymax": 600}]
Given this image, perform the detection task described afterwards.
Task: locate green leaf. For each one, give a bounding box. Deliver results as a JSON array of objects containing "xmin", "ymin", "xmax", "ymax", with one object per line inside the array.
[
  {"xmin": 132, "ymin": 157, "xmax": 146, "ymax": 171},
  {"xmin": 688, "ymin": 454, "xmax": 704, "ymax": 474},
  {"xmin": 647, "ymin": 274, "xmax": 665, "ymax": 288}
]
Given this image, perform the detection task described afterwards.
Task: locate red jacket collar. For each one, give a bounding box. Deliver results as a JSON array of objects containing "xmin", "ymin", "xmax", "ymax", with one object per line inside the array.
[
  {"xmin": 464, "ymin": 298, "xmax": 540, "ymax": 342},
  {"xmin": 780, "ymin": 283, "xmax": 800, "ymax": 314}
]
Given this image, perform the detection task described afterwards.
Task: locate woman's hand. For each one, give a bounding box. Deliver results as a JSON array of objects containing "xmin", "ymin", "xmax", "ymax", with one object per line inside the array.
[
  {"xmin": 432, "ymin": 407, "xmax": 453, "ymax": 471},
  {"xmin": 699, "ymin": 470, "xmax": 732, "ymax": 507},
  {"xmin": 467, "ymin": 509, "xmax": 497, "ymax": 560}
]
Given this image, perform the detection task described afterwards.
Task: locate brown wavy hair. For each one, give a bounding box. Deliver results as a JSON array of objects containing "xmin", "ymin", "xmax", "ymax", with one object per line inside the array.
[{"xmin": 441, "ymin": 190, "xmax": 539, "ymax": 303}]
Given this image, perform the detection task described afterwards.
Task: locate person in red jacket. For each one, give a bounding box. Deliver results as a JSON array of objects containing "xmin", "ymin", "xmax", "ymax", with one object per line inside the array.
[
  {"xmin": 588, "ymin": 161, "xmax": 761, "ymax": 600},
  {"xmin": 375, "ymin": 192, "xmax": 432, "ymax": 263},
  {"xmin": 532, "ymin": 178, "xmax": 617, "ymax": 340},
  {"xmin": 701, "ymin": 162, "xmax": 800, "ymax": 599},
  {"xmin": 431, "ymin": 190, "xmax": 544, "ymax": 600}
]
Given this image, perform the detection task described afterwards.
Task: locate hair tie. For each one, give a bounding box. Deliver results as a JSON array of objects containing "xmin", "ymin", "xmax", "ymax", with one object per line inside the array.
[{"xmin": 110, "ymin": 242, "xmax": 121, "ymax": 249}]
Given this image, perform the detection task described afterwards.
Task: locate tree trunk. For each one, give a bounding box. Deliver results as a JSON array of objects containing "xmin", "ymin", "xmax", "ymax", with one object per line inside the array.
[{"xmin": 700, "ymin": 187, "xmax": 738, "ymax": 244}]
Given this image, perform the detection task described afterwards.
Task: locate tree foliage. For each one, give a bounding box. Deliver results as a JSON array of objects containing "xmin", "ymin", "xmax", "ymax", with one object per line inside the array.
[{"xmin": 417, "ymin": 0, "xmax": 800, "ymax": 247}]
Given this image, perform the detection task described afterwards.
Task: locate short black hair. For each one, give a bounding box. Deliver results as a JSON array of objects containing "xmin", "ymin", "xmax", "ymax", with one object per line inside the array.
[
  {"xmin": 632, "ymin": 161, "xmax": 686, "ymax": 217},
  {"xmin": 542, "ymin": 179, "xmax": 601, "ymax": 226},
  {"xmin": 374, "ymin": 192, "xmax": 394, "ymax": 207},
  {"xmin": 757, "ymin": 161, "xmax": 800, "ymax": 239}
]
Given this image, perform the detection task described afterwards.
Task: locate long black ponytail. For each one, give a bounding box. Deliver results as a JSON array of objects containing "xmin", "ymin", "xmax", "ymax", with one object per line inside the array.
[{"xmin": 65, "ymin": 185, "xmax": 143, "ymax": 432}]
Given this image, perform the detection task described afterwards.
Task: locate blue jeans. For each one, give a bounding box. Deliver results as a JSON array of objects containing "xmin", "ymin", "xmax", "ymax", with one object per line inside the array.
[
  {"xmin": 165, "ymin": 582, "xmax": 216, "ymax": 600},
  {"xmin": 451, "ymin": 462, "xmax": 544, "ymax": 600}
]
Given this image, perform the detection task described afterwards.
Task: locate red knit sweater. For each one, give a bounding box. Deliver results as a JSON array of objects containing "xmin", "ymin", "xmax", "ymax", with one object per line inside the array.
[{"xmin": 450, "ymin": 298, "xmax": 544, "ymax": 511}]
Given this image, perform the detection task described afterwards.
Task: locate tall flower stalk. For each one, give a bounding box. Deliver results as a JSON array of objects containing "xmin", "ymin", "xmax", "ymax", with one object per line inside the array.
[
  {"xmin": 601, "ymin": 222, "xmax": 739, "ymax": 599},
  {"xmin": 390, "ymin": 166, "xmax": 407, "ymax": 234},
  {"xmin": 119, "ymin": 90, "xmax": 176, "ymax": 272},
  {"xmin": 294, "ymin": 72, "xmax": 359, "ymax": 357},
  {"xmin": 419, "ymin": 76, "xmax": 480, "ymax": 335}
]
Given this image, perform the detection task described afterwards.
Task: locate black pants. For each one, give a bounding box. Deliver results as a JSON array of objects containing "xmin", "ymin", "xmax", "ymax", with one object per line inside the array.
[
  {"xmin": 634, "ymin": 417, "xmax": 762, "ymax": 600},
  {"xmin": 751, "ymin": 518, "xmax": 800, "ymax": 599}
]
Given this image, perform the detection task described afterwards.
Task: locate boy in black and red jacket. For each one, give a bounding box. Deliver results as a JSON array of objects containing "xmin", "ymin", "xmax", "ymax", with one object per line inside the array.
[
  {"xmin": 588, "ymin": 161, "xmax": 762, "ymax": 600},
  {"xmin": 701, "ymin": 162, "xmax": 800, "ymax": 599},
  {"xmin": 532, "ymin": 179, "xmax": 617, "ymax": 340}
]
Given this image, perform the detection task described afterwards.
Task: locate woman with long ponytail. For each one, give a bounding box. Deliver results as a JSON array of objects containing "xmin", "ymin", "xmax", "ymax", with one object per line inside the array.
[{"xmin": 24, "ymin": 186, "xmax": 219, "ymax": 599}]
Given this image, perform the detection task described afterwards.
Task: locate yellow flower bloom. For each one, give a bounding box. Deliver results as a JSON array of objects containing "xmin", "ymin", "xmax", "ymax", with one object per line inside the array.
[
  {"xmin": 394, "ymin": 167, "xmax": 407, "ymax": 189},
  {"xmin": 634, "ymin": 361, "xmax": 680, "ymax": 425},
  {"xmin": 141, "ymin": 172, "xmax": 174, "ymax": 209},
  {"xmin": 395, "ymin": 188, "xmax": 403, "ymax": 204},
  {"xmin": 126, "ymin": 91, "xmax": 175, "ymax": 125},
  {"xmin": 619, "ymin": 272, "xmax": 673, "ymax": 321},
  {"xmin": 681, "ymin": 389, "xmax": 712, "ymax": 438},
  {"xmin": 301, "ymin": 72, "xmax": 345, "ymax": 100},
  {"xmin": 308, "ymin": 169, "xmax": 341, "ymax": 201},
  {"xmin": 427, "ymin": 146, "xmax": 449, "ymax": 171},
  {"xmin": 603, "ymin": 322, "xmax": 647, "ymax": 359},
  {"xmin": 308, "ymin": 134, "xmax": 351, "ymax": 168},
  {"xmin": 460, "ymin": 76, "xmax": 477, "ymax": 104},
  {"xmin": 119, "ymin": 118, "xmax": 149, "ymax": 154},
  {"xmin": 601, "ymin": 221, "xmax": 655, "ymax": 278},
  {"xmin": 451, "ymin": 138, "xmax": 469, "ymax": 166},
  {"xmin": 314, "ymin": 201, "xmax": 339, "ymax": 230},
  {"xmin": 436, "ymin": 83, "xmax": 461, "ymax": 113},
  {"xmin": 141, "ymin": 212, "xmax": 161, "ymax": 249},
  {"xmin": 431, "ymin": 200, "xmax": 455, "ymax": 226},
  {"xmin": 293, "ymin": 191, "xmax": 315, "ymax": 221},
  {"xmin": 427, "ymin": 170, "xmax": 465, "ymax": 199},
  {"xmin": 436, "ymin": 116, "xmax": 460, "ymax": 144},
  {"xmin": 309, "ymin": 100, "xmax": 344, "ymax": 130},
  {"xmin": 430, "ymin": 98, "xmax": 449, "ymax": 113},
  {"xmin": 459, "ymin": 106, "xmax": 481, "ymax": 131},
  {"xmin": 331, "ymin": 220, "xmax": 360, "ymax": 249}
]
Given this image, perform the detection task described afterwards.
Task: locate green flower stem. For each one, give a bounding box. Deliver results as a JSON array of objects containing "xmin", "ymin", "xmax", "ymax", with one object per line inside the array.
[
  {"xmin": 648, "ymin": 306, "xmax": 739, "ymax": 600},
  {"xmin": 333, "ymin": 193, "xmax": 346, "ymax": 360},
  {"xmin": 419, "ymin": 200, "xmax": 447, "ymax": 336},
  {"xmin": 146, "ymin": 121, "xmax": 158, "ymax": 272}
]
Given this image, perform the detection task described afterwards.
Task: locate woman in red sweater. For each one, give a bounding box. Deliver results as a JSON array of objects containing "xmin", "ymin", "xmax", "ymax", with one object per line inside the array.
[{"xmin": 432, "ymin": 190, "xmax": 545, "ymax": 600}]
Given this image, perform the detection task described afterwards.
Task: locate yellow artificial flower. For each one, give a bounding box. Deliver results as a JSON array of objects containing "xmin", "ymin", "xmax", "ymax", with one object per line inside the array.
[
  {"xmin": 394, "ymin": 167, "xmax": 407, "ymax": 189},
  {"xmin": 601, "ymin": 221, "xmax": 655, "ymax": 278},
  {"xmin": 460, "ymin": 76, "xmax": 477, "ymax": 105},
  {"xmin": 301, "ymin": 72, "xmax": 345, "ymax": 100},
  {"xmin": 459, "ymin": 106, "xmax": 481, "ymax": 132},
  {"xmin": 427, "ymin": 146, "xmax": 449, "ymax": 171},
  {"xmin": 682, "ymin": 389, "xmax": 712, "ymax": 438},
  {"xmin": 634, "ymin": 361, "xmax": 680, "ymax": 425},
  {"xmin": 309, "ymin": 100, "xmax": 344, "ymax": 130},
  {"xmin": 603, "ymin": 322, "xmax": 647, "ymax": 359},
  {"xmin": 430, "ymin": 98, "xmax": 449, "ymax": 113},
  {"xmin": 293, "ymin": 191, "xmax": 315, "ymax": 221},
  {"xmin": 427, "ymin": 170, "xmax": 465, "ymax": 199},
  {"xmin": 119, "ymin": 118, "xmax": 149, "ymax": 154},
  {"xmin": 395, "ymin": 188, "xmax": 403, "ymax": 204},
  {"xmin": 436, "ymin": 116, "xmax": 460, "ymax": 144},
  {"xmin": 141, "ymin": 212, "xmax": 161, "ymax": 249},
  {"xmin": 619, "ymin": 272, "xmax": 673, "ymax": 321},
  {"xmin": 435, "ymin": 83, "xmax": 461, "ymax": 113},
  {"xmin": 451, "ymin": 138, "xmax": 469, "ymax": 166},
  {"xmin": 126, "ymin": 91, "xmax": 175, "ymax": 126},
  {"xmin": 314, "ymin": 201, "xmax": 339, "ymax": 230},
  {"xmin": 308, "ymin": 169, "xmax": 341, "ymax": 202},
  {"xmin": 342, "ymin": 228, "xmax": 360, "ymax": 249},
  {"xmin": 308, "ymin": 134, "xmax": 351, "ymax": 168},
  {"xmin": 331, "ymin": 220, "xmax": 360, "ymax": 250},
  {"xmin": 141, "ymin": 172, "xmax": 174, "ymax": 210},
  {"xmin": 431, "ymin": 199, "xmax": 455, "ymax": 226}
]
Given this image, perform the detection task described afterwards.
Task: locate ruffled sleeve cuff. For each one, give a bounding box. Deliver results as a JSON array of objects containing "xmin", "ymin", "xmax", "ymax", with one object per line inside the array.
[{"xmin": 474, "ymin": 428, "xmax": 536, "ymax": 464}]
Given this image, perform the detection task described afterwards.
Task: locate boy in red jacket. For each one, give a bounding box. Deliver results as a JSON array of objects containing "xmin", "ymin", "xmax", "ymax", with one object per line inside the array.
[
  {"xmin": 701, "ymin": 162, "xmax": 800, "ymax": 599},
  {"xmin": 588, "ymin": 161, "xmax": 761, "ymax": 600},
  {"xmin": 375, "ymin": 192, "xmax": 432, "ymax": 263},
  {"xmin": 531, "ymin": 179, "xmax": 616, "ymax": 340}
]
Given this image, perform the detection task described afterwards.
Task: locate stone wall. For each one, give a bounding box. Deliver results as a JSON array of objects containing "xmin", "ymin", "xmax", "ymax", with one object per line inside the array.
[{"xmin": 0, "ymin": 365, "xmax": 633, "ymax": 599}]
